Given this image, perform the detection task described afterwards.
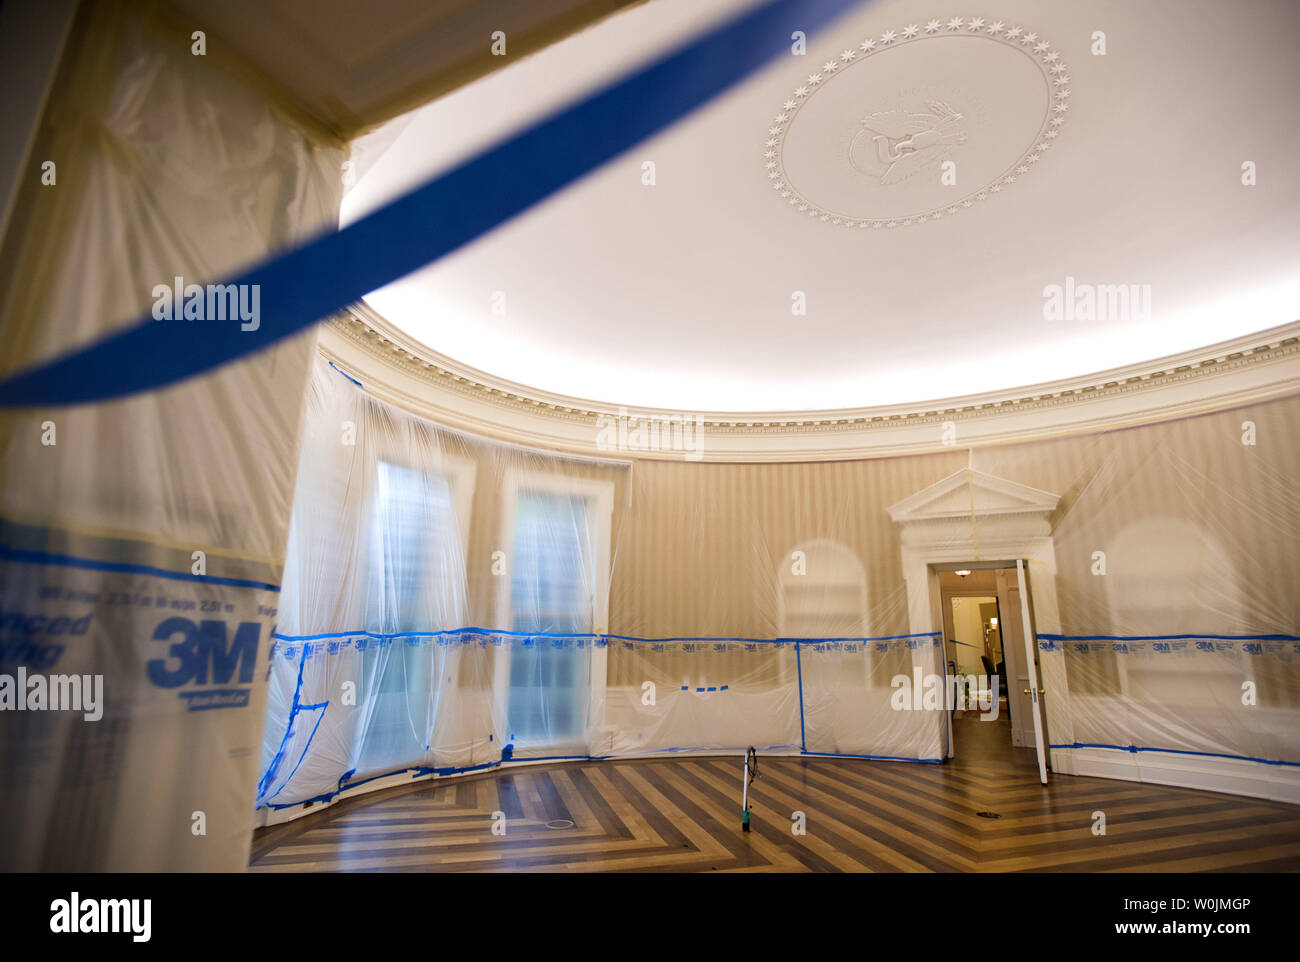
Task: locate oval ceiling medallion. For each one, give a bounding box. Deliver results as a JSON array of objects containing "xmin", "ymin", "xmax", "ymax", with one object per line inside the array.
[{"xmin": 765, "ymin": 17, "xmax": 1069, "ymax": 227}]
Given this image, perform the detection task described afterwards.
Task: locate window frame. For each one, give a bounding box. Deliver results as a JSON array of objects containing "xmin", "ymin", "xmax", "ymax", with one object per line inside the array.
[
  {"xmin": 492, "ymin": 469, "xmax": 614, "ymax": 751},
  {"xmin": 351, "ymin": 449, "xmax": 476, "ymax": 775}
]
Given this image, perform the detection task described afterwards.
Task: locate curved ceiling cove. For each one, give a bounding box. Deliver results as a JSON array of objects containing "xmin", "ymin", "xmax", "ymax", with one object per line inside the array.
[
  {"xmin": 772, "ymin": 17, "xmax": 1065, "ymax": 226},
  {"xmin": 345, "ymin": 0, "xmax": 1300, "ymax": 414}
]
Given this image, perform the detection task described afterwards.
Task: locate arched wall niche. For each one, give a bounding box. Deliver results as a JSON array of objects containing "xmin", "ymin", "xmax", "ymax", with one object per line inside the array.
[{"xmin": 777, "ymin": 538, "xmax": 869, "ymax": 639}]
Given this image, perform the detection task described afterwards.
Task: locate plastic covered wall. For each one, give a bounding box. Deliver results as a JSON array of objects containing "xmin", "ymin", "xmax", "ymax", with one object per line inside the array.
[
  {"xmin": 257, "ymin": 358, "xmax": 632, "ymax": 807},
  {"xmin": 261, "ymin": 362, "xmax": 1299, "ymax": 812},
  {"xmin": 0, "ymin": 1, "xmax": 344, "ymax": 869}
]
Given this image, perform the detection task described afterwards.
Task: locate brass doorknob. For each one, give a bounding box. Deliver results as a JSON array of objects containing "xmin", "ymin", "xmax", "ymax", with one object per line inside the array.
[{"xmin": 1023, "ymin": 688, "xmax": 1045, "ymax": 694}]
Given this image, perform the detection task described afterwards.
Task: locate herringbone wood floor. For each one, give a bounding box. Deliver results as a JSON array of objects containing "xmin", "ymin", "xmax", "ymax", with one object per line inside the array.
[{"xmin": 250, "ymin": 715, "xmax": 1300, "ymax": 872}]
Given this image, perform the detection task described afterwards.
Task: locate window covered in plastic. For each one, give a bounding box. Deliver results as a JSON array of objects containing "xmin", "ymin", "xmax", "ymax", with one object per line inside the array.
[{"xmin": 507, "ymin": 491, "xmax": 592, "ymax": 743}]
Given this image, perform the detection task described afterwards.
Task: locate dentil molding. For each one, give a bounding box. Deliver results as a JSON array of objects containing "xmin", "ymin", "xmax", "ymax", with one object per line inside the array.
[{"xmin": 319, "ymin": 303, "xmax": 1300, "ymax": 463}]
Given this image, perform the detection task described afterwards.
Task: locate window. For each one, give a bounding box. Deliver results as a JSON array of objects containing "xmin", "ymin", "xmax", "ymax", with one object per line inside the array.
[
  {"xmin": 353, "ymin": 459, "xmax": 472, "ymax": 776},
  {"xmin": 507, "ymin": 492, "xmax": 591, "ymax": 742},
  {"xmin": 367, "ymin": 461, "xmax": 464, "ymax": 631},
  {"xmin": 497, "ymin": 472, "xmax": 613, "ymax": 750}
]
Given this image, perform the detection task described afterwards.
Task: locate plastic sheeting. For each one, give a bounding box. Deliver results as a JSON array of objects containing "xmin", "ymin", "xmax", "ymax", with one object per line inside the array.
[
  {"xmin": 261, "ymin": 364, "xmax": 1299, "ymax": 812},
  {"xmin": 259, "ymin": 360, "xmax": 952, "ymax": 809},
  {"xmin": 258, "ymin": 359, "xmax": 628, "ymax": 807},
  {"xmin": 0, "ymin": 0, "xmax": 343, "ymax": 869}
]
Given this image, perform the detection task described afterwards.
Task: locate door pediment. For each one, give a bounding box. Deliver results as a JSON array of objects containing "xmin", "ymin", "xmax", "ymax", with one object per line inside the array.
[{"xmin": 887, "ymin": 468, "xmax": 1060, "ymax": 523}]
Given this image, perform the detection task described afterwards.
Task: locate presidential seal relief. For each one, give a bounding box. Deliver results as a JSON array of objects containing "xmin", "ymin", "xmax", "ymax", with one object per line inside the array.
[{"xmin": 850, "ymin": 100, "xmax": 968, "ymax": 184}]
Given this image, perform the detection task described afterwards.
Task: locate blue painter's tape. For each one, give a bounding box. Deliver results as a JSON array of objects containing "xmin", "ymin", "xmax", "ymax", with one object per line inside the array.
[
  {"xmin": 799, "ymin": 751, "xmax": 944, "ymax": 763},
  {"xmin": 0, "ymin": 543, "xmax": 279, "ymax": 591},
  {"xmin": 273, "ymin": 627, "xmax": 602, "ymax": 642},
  {"xmin": 254, "ymin": 741, "xmax": 950, "ymax": 811},
  {"xmin": 256, "ymin": 645, "xmax": 309, "ymax": 801},
  {"xmin": 1040, "ymin": 633, "xmax": 1300, "ymax": 642},
  {"xmin": 271, "ymin": 701, "xmax": 329, "ymax": 799},
  {"xmin": 0, "ymin": 0, "xmax": 865, "ymax": 408},
  {"xmin": 272, "ymin": 627, "xmax": 945, "ymax": 644},
  {"xmin": 795, "ymin": 640, "xmax": 806, "ymax": 754},
  {"xmin": 327, "ymin": 360, "xmax": 362, "ymax": 388},
  {"xmin": 778, "ymin": 632, "xmax": 943, "ymax": 642},
  {"xmin": 1050, "ymin": 742, "xmax": 1300, "ymax": 767}
]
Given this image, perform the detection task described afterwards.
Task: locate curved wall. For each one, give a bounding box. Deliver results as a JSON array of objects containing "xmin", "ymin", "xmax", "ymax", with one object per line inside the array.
[{"xmin": 259, "ymin": 345, "xmax": 1300, "ymax": 824}]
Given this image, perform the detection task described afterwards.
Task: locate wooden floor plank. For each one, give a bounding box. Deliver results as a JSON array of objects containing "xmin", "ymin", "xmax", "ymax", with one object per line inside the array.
[{"xmin": 250, "ymin": 716, "xmax": 1300, "ymax": 873}]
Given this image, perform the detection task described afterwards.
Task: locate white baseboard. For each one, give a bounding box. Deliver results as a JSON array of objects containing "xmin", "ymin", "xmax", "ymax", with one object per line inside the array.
[{"xmin": 1051, "ymin": 746, "xmax": 1300, "ymax": 804}]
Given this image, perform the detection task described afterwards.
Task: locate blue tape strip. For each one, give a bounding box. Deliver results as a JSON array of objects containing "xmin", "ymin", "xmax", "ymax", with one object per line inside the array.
[
  {"xmin": 257, "ymin": 625, "xmax": 949, "ymax": 805},
  {"xmin": 799, "ymin": 751, "xmax": 944, "ymax": 763},
  {"xmin": 327, "ymin": 360, "xmax": 362, "ymax": 388},
  {"xmin": 256, "ymin": 645, "xmax": 309, "ymax": 801},
  {"xmin": 269, "ymin": 700, "xmax": 330, "ymax": 800},
  {"xmin": 259, "ymin": 747, "xmax": 799, "ymax": 810},
  {"xmin": 1050, "ymin": 743, "xmax": 1300, "ymax": 768},
  {"xmin": 272, "ymin": 627, "xmax": 943, "ymax": 644},
  {"xmin": 0, "ymin": 0, "xmax": 864, "ymax": 407},
  {"xmin": 1040, "ymin": 633, "xmax": 1300, "ymax": 642},
  {"xmin": 0, "ymin": 543, "xmax": 280, "ymax": 591},
  {"xmin": 795, "ymin": 640, "xmax": 807, "ymax": 753},
  {"xmin": 637, "ymin": 744, "xmax": 798, "ymax": 755},
  {"xmin": 274, "ymin": 627, "xmax": 600, "ymax": 642},
  {"xmin": 778, "ymin": 633, "xmax": 944, "ymax": 642}
]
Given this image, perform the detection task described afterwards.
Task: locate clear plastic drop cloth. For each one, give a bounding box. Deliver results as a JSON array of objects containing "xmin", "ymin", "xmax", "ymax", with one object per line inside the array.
[
  {"xmin": 0, "ymin": 0, "xmax": 343, "ymax": 869},
  {"xmin": 257, "ymin": 359, "xmax": 630, "ymax": 808},
  {"xmin": 261, "ymin": 375, "xmax": 1299, "ymax": 812}
]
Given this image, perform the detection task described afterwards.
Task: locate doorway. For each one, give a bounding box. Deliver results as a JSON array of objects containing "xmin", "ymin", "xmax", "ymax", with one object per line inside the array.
[
  {"xmin": 935, "ymin": 562, "xmax": 1049, "ymax": 776},
  {"xmin": 886, "ymin": 466, "xmax": 1066, "ymax": 783}
]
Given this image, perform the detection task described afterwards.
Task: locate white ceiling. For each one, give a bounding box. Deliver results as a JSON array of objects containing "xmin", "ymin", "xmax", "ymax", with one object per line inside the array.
[{"xmin": 343, "ymin": 0, "xmax": 1300, "ymax": 412}]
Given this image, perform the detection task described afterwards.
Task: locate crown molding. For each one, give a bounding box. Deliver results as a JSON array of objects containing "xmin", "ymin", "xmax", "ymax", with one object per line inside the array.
[{"xmin": 319, "ymin": 302, "xmax": 1300, "ymax": 462}]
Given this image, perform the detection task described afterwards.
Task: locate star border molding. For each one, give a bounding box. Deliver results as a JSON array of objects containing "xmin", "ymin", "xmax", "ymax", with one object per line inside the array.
[{"xmin": 765, "ymin": 17, "xmax": 1070, "ymax": 228}]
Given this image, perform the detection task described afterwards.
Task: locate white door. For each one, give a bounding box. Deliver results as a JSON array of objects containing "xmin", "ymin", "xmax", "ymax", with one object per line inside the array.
[{"xmin": 1015, "ymin": 560, "xmax": 1048, "ymax": 784}]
